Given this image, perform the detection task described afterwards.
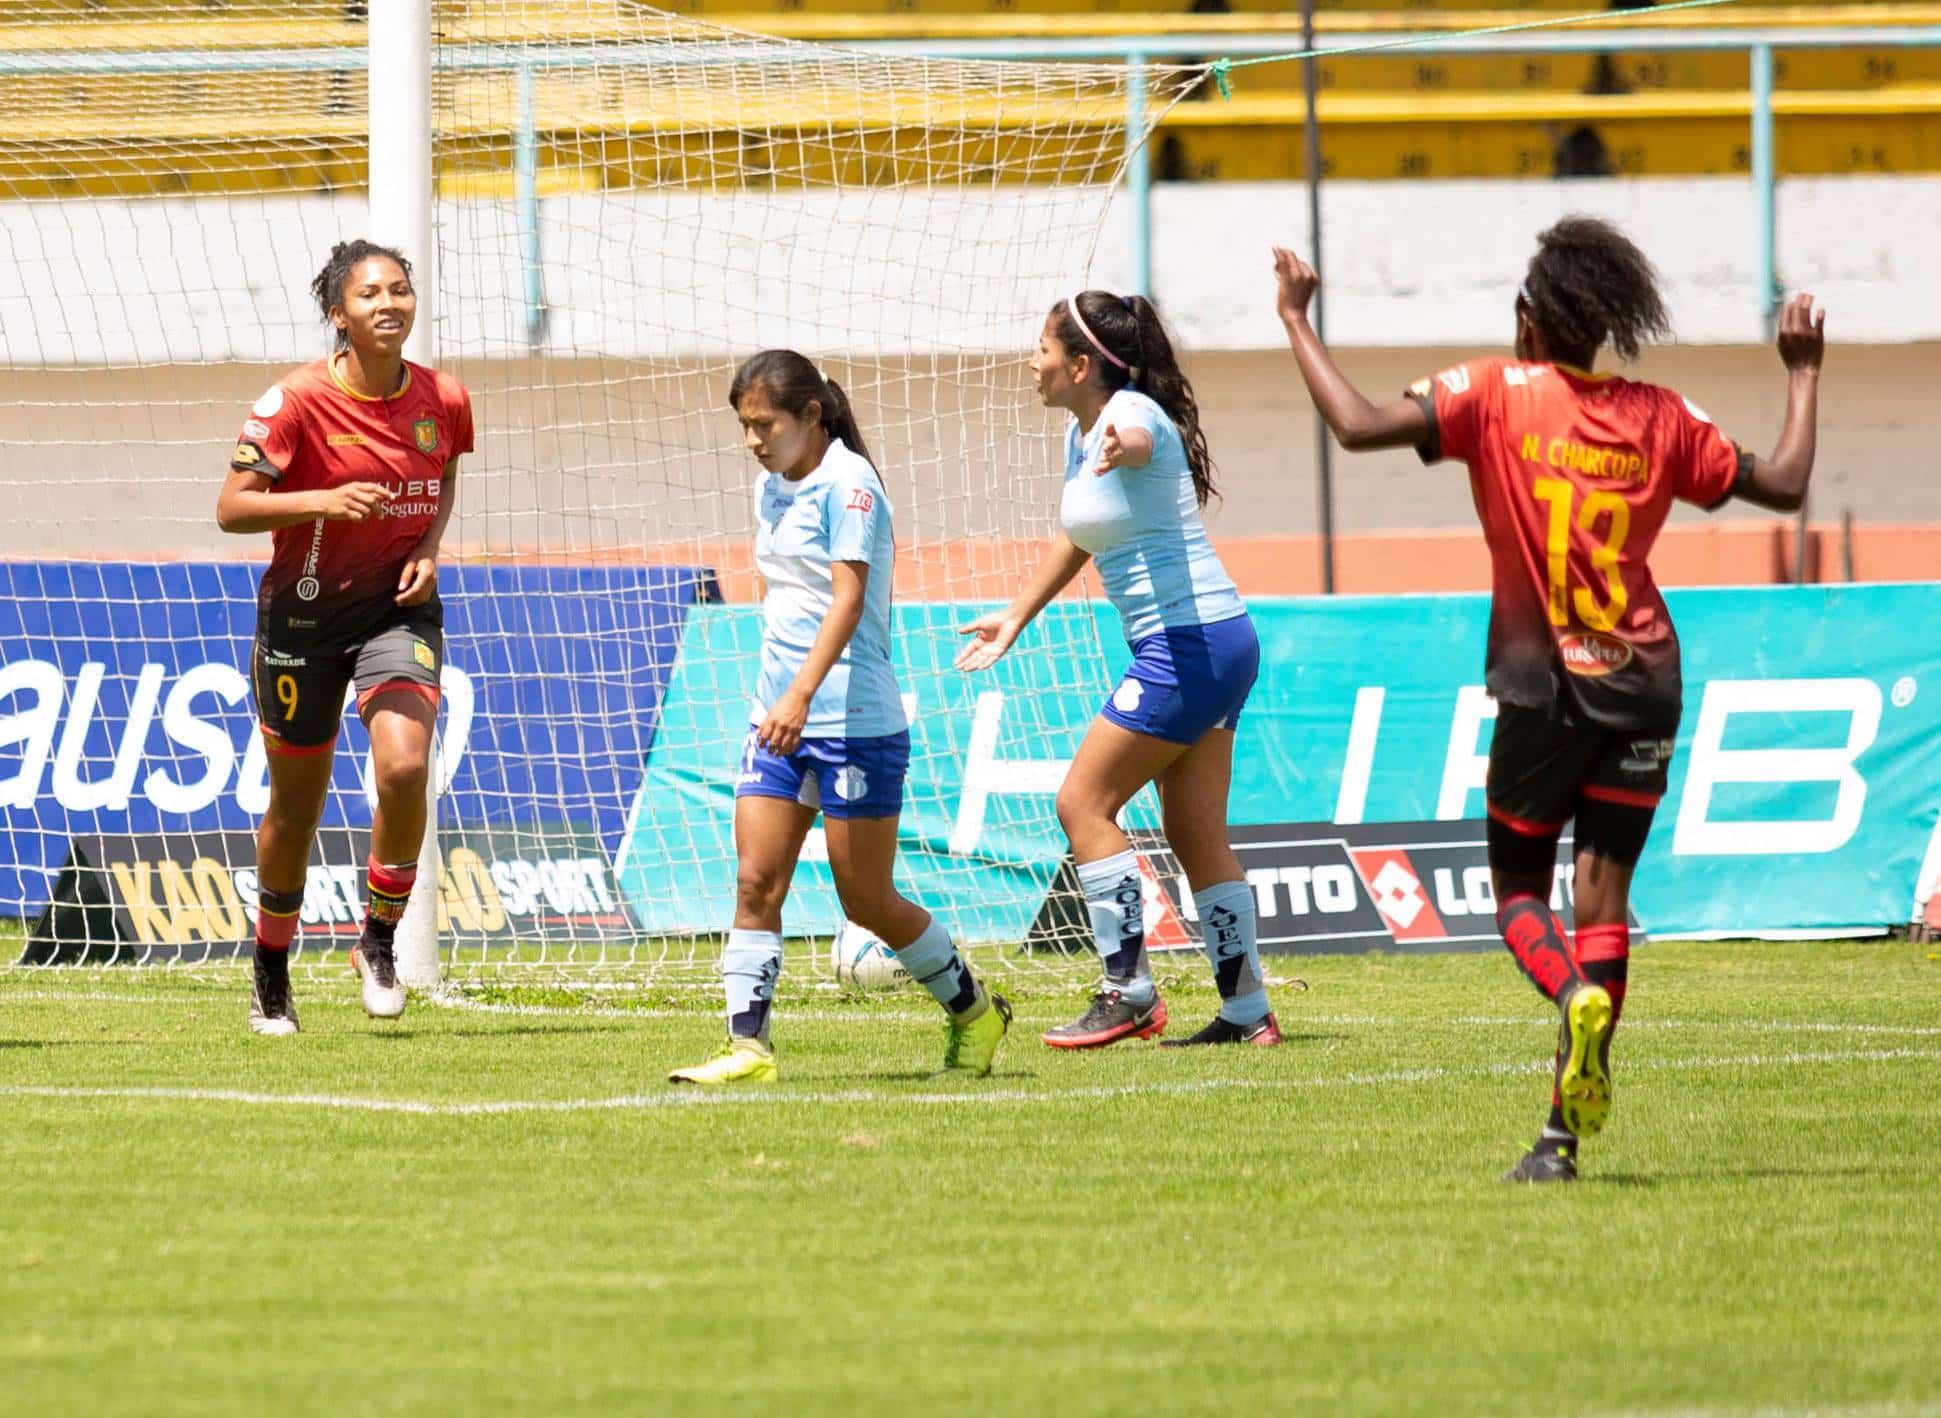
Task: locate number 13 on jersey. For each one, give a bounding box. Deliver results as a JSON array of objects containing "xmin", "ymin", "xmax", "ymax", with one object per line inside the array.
[{"xmin": 1532, "ymin": 476, "xmax": 1630, "ymax": 631}]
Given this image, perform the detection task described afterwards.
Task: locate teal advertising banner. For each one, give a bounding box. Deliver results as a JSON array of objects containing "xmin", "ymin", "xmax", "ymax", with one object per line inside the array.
[{"xmin": 615, "ymin": 585, "xmax": 1941, "ymax": 947}]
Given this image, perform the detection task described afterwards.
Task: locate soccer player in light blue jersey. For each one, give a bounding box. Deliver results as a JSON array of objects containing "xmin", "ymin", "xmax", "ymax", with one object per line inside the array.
[
  {"xmin": 958, "ymin": 293, "xmax": 1281, "ymax": 1049},
  {"xmin": 670, "ymin": 350, "xmax": 1011, "ymax": 1085}
]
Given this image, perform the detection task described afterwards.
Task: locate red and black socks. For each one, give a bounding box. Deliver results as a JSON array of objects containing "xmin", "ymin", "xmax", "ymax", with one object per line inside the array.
[
  {"xmin": 255, "ymin": 884, "xmax": 302, "ymax": 957},
  {"xmin": 1495, "ymin": 893, "xmax": 1585, "ymax": 1005},
  {"xmin": 363, "ymin": 858, "xmax": 419, "ymax": 945}
]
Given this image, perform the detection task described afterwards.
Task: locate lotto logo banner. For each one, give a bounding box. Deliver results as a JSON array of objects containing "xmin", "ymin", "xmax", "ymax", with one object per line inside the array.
[
  {"xmin": 1023, "ymin": 822, "xmax": 1629, "ymax": 957},
  {"xmin": 0, "ymin": 561, "xmax": 708, "ymax": 930},
  {"xmin": 1188, "ymin": 821, "xmax": 1633, "ymax": 955},
  {"xmin": 22, "ymin": 824, "xmax": 636, "ymax": 963}
]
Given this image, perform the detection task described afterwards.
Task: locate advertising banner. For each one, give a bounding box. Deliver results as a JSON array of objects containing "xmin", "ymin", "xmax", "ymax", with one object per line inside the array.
[
  {"xmin": 3, "ymin": 568, "xmax": 1934, "ymax": 952},
  {"xmin": 25, "ymin": 823, "xmax": 634, "ymax": 963},
  {"xmin": 618, "ymin": 585, "xmax": 1941, "ymax": 944},
  {"xmin": 0, "ymin": 561, "xmax": 706, "ymax": 945},
  {"xmin": 1023, "ymin": 822, "xmax": 1640, "ymax": 959}
]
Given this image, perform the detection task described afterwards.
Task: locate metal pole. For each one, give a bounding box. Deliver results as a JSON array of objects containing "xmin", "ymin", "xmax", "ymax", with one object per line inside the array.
[
  {"xmin": 516, "ymin": 63, "xmax": 545, "ymax": 348},
  {"xmin": 369, "ymin": 0, "xmax": 442, "ymax": 989},
  {"xmin": 1793, "ymin": 491, "xmax": 1810, "ymax": 586},
  {"xmin": 1125, "ymin": 56, "xmax": 1151, "ymax": 299},
  {"xmin": 1750, "ymin": 42, "xmax": 1779, "ymax": 339},
  {"xmin": 1303, "ymin": 0, "xmax": 1334, "ymax": 594}
]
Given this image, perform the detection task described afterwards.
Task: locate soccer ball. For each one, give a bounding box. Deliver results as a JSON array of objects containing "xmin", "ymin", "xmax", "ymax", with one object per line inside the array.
[{"xmin": 830, "ymin": 922, "xmax": 911, "ymax": 993}]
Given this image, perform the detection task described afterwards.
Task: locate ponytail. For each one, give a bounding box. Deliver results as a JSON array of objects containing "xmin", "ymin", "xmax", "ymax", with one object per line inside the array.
[
  {"xmin": 814, "ymin": 376, "xmax": 874, "ymax": 470},
  {"xmin": 1053, "ymin": 291, "xmax": 1217, "ymax": 508},
  {"xmin": 727, "ymin": 349, "xmax": 875, "ymax": 470}
]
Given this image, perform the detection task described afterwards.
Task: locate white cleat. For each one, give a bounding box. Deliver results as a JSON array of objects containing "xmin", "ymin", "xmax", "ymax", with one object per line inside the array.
[
  {"xmin": 352, "ymin": 939, "xmax": 408, "ymax": 1020},
  {"xmin": 249, "ymin": 952, "xmax": 300, "ymax": 1037}
]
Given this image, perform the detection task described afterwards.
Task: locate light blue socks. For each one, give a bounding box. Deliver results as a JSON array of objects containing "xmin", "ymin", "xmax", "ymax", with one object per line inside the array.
[
  {"xmin": 1191, "ymin": 879, "xmax": 1269, "ymax": 1026},
  {"xmin": 722, "ymin": 928, "xmax": 783, "ymax": 1042},
  {"xmin": 1077, "ymin": 849, "xmax": 1155, "ymax": 1005},
  {"xmin": 893, "ymin": 914, "xmax": 980, "ymax": 1015}
]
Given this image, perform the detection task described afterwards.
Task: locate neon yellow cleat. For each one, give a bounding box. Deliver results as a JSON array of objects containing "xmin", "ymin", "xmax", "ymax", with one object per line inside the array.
[
  {"xmin": 668, "ymin": 1036, "xmax": 778, "ymax": 1086},
  {"xmin": 936, "ymin": 989, "xmax": 1012, "ymax": 1078},
  {"xmin": 1557, "ymin": 983, "xmax": 1615, "ymax": 1136}
]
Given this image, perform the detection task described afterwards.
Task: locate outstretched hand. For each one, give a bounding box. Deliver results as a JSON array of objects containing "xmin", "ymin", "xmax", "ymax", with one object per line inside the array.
[
  {"xmin": 1095, "ymin": 422, "xmax": 1127, "ymax": 476},
  {"xmin": 1776, "ymin": 291, "xmax": 1826, "ymax": 374},
  {"xmin": 1272, "ymin": 246, "xmax": 1320, "ymax": 326},
  {"xmin": 955, "ymin": 613, "xmax": 1022, "ymax": 672}
]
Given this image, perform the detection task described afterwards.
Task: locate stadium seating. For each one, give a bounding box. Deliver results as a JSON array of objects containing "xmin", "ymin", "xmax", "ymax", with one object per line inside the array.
[{"xmin": 1, "ymin": 2, "xmax": 1937, "ymax": 195}]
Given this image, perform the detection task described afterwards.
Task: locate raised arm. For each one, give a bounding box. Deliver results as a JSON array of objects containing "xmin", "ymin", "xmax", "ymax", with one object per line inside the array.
[
  {"xmin": 955, "ymin": 532, "xmax": 1092, "ymax": 672},
  {"xmin": 1272, "ymin": 246, "xmax": 1432, "ymax": 453},
  {"xmin": 1734, "ymin": 293, "xmax": 1825, "ymax": 513}
]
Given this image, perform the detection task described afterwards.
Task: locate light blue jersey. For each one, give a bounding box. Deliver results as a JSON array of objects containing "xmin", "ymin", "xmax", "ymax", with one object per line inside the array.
[
  {"xmin": 751, "ymin": 439, "xmax": 906, "ymax": 740},
  {"xmin": 1059, "ymin": 388, "xmax": 1246, "ymax": 642}
]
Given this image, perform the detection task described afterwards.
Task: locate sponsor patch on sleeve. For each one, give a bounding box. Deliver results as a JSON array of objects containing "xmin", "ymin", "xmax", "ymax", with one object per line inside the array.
[
  {"xmin": 232, "ymin": 442, "xmax": 264, "ymax": 466},
  {"xmin": 251, "ymin": 385, "xmax": 286, "ymax": 418},
  {"xmin": 242, "ymin": 418, "xmax": 271, "ymax": 440}
]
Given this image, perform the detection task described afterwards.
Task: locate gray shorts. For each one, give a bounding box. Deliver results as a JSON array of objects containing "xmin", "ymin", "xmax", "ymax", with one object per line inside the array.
[{"xmin": 253, "ymin": 602, "xmax": 442, "ymax": 752}]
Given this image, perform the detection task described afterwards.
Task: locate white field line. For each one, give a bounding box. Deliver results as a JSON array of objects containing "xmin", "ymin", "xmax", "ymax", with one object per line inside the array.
[
  {"xmin": 8, "ymin": 988, "xmax": 1941, "ymax": 1042},
  {"xmin": 1, "ymin": 1046, "xmax": 1934, "ymax": 1119},
  {"xmin": 1595, "ymin": 1405, "xmax": 1940, "ymax": 1418}
]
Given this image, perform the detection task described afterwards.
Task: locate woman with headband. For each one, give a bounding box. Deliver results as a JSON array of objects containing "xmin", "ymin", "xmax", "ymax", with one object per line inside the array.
[{"xmin": 957, "ymin": 292, "xmax": 1280, "ymax": 1050}]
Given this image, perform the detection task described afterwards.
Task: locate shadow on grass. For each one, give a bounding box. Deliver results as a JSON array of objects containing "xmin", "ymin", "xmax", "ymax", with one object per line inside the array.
[
  {"xmin": 356, "ymin": 1024, "xmax": 631, "ymax": 1041},
  {"xmin": 823, "ymin": 1068, "xmax": 1046, "ymax": 1085},
  {"xmin": 1591, "ymin": 1165, "xmax": 1891, "ymax": 1188}
]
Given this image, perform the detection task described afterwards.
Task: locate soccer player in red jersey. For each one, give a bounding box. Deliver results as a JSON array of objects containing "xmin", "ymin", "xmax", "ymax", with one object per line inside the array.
[
  {"xmin": 1270, "ymin": 217, "xmax": 1825, "ymax": 1181},
  {"xmin": 215, "ymin": 240, "xmax": 474, "ymax": 1036}
]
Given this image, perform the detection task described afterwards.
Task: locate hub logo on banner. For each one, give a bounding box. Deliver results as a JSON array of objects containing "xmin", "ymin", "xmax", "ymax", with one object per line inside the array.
[{"xmin": 622, "ymin": 585, "xmax": 1941, "ymax": 943}]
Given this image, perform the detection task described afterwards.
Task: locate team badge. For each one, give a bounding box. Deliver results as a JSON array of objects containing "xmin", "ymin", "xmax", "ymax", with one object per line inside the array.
[
  {"xmin": 1112, "ymin": 679, "xmax": 1144, "ymax": 713},
  {"xmin": 412, "ymin": 640, "xmax": 437, "ymax": 671},
  {"xmin": 834, "ymin": 766, "xmax": 869, "ymax": 802},
  {"xmin": 414, "ymin": 418, "xmax": 439, "ymax": 454}
]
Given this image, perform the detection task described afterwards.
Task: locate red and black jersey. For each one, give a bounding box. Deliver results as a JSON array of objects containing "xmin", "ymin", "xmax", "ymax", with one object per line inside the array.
[
  {"xmin": 231, "ymin": 354, "xmax": 473, "ymax": 640},
  {"xmin": 1411, "ymin": 357, "xmax": 1751, "ymax": 728}
]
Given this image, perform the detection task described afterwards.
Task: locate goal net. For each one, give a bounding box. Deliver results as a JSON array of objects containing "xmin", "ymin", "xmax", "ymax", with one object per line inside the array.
[{"xmin": 0, "ymin": 1, "xmax": 1203, "ymax": 986}]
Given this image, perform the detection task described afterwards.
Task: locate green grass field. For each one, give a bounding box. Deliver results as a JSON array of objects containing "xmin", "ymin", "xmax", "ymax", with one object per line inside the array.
[{"xmin": 2, "ymin": 939, "xmax": 1937, "ymax": 1417}]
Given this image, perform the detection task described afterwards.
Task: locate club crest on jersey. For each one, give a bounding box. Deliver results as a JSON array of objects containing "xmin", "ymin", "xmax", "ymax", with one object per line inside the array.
[
  {"xmin": 1558, "ymin": 631, "xmax": 1635, "ymax": 677},
  {"xmin": 413, "ymin": 418, "xmax": 439, "ymax": 454}
]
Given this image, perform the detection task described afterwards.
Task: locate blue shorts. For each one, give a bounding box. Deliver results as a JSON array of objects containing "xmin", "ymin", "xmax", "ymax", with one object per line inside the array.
[
  {"xmin": 1100, "ymin": 615, "xmax": 1261, "ymax": 745},
  {"xmin": 735, "ymin": 728, "xmax": 910, "ymax": 820}
]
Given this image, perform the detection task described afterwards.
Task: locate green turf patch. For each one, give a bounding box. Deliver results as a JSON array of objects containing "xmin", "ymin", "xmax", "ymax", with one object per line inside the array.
[{"xmin": 1, "ymin": 940, "xmax": 1936, "ymax": 1416}]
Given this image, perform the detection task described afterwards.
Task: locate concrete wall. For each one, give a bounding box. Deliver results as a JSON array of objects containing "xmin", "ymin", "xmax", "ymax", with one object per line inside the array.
[{"xmin": 3, "ymin": 175, "xmax": 1938, "ymax": 366}]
